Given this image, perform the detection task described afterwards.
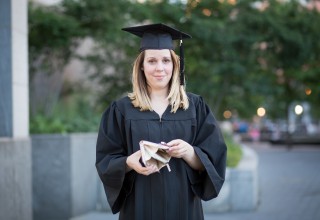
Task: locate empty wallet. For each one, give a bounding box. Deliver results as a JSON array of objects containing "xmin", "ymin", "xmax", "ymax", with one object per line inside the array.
[{"xmin": 139, "ymin": 140, "xmax": 171, "ymax": 172}]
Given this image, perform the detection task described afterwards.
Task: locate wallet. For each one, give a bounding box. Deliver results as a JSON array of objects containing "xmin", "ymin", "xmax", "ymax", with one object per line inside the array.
[{"xmin": 139, "ymin": 140, "xmax": 171, "ymax": 172}]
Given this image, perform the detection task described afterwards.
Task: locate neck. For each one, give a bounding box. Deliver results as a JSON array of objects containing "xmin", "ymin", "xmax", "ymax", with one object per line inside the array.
[
  {"xmin": 149, "ymin": 88, "xmax": 168, "ymax": 101},
  {"xmin": 149, "ymin": 88, "xmax": 169, "ymax": 117}
]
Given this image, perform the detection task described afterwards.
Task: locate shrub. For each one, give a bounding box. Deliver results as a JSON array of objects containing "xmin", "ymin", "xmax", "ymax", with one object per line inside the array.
[
  {"xmin": 30, "ymin": 96, "xmax": 100, "ymax": 134},
  {"xmin": 224, "ymin": 134, "xmax": 243, "ymax": 167}
]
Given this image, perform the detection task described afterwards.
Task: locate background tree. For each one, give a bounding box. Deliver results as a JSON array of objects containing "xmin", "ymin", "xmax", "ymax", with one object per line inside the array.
[
  {"xmin": 29, "ymin": 0, "xmax": 135, "ymax": 133},
  {"xmin": 236, "ymin": 0, "xmax": 320, "ymax": 120},
  {"xmin": 29, "ymin": 2, "xmax": 83, "ymax": 117},
  {"xmin": 61, "ymin": 0, "xmax": 136, "ymax": 109},
  {"xmin": 28, "ymin": 0, "xmax": 320, "ymax": 133},
  {"xmin": 183, "ymin": 0, "xmax": 320, "ymax": 120}
]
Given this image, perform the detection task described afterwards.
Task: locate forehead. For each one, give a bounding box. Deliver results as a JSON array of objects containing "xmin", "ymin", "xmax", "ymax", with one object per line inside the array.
[{"xmin": 144, "ymin": 49, "xmax": 171, "ymax": 58}]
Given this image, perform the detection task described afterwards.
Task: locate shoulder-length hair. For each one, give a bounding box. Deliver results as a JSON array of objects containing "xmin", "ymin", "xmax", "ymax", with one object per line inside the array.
[{"xmin": 128, "ymin": 50, "xmax": 189, "ymax": 113}]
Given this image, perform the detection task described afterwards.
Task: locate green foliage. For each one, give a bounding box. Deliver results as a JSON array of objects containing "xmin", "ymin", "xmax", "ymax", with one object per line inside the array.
[
  {"xmin": 29, "ymin": 3, "xmax": 82, "ymax": 52},
  {"xmin": 183, "ymin": 0, "xmax": 320, "ymax": 119},
  {"xmin": 30, "ymin": 115, "xmax": 68, "ymax": 134},
  {"xmin": 29, "ymin": 2, "xmax": 83, "ymax": 73},
  {"xmin": 224, "ymin": 134, "xmax": 243, "ymax": 168},
  {"xmin": 28, "ymin": 2, "xmax": 85, "ymax": 119},
  {"xmin": 61, "ymin": 0, "xmax": 130, "ymax": 41},
  {"xmin": 30, "ymin": 96, "xmax": 100, "ymax": 134},
  {"xmin": 60, "ymin": 0, "xmax": 136, "ymax": 110},
  {"xmin": 29, "ymin": 0, "xmax": 320, "ymax": 133}
]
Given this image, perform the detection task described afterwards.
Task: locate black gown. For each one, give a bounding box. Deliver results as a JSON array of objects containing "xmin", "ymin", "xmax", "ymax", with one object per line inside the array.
[{"xmin": 96, "ymin": 93, "xmax": 227, "ymax": 220}]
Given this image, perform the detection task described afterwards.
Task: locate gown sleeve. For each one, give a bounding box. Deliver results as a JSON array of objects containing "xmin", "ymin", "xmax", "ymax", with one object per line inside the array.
[
  {"xmin": 186, "ymin": 96, "xmax": 227, "ymax": 201},
  {"xmin": 95, "ymin": 102, "xmax": 136, "ymax": 214}
]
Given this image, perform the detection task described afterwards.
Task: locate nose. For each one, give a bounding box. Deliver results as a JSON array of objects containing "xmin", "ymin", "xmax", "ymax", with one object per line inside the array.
[{"xmin": 156, "ymin": 62, "xmax": 164, "ymax": 72}]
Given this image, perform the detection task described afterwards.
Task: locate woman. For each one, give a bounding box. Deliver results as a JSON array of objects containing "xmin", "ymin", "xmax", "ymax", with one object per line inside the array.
[{"xmin": 96, "ymin": 23, "xmax": 227, "ymax": 220}]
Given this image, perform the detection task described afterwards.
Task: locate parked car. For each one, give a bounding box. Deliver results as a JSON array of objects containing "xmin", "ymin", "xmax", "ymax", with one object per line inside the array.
[{"xmin": 270, "ymin": 123, "xmax": 320, "ymax": 145}]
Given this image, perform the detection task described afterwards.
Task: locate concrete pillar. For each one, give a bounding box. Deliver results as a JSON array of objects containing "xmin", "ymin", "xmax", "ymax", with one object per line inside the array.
[
  {"xmin": 0, "ymin": 138, "xmax": 32, "ymax": 220},
  {"xmin": 32, "ymin": 133, "xmax": 99, "ymax": 220},
  {"xmin": 0, "ymin": 0, "xmax": 29, "ymax": 138},
  {"xmin": 0, "ymin": 1, "xmax": 32, "ymax": 220}
]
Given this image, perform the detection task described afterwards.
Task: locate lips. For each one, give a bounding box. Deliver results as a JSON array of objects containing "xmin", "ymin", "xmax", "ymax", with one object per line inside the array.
[{"xmin": 154, "ymin": 75, "xmax": 165, "ymax": 80}]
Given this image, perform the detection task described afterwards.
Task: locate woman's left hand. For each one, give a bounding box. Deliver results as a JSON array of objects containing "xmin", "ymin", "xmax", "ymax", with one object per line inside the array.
[
  {"xmin": 165, "ymin": 139, "xmax": 204, "ymax": 171},
  {"xmin": 165, "ymin": 139, "xmax": 193, "ymax": 159}
]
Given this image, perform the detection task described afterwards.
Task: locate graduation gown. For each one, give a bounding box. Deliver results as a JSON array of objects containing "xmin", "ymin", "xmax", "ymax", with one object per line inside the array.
[{"xmin": 96, "ymin": 93, "xmax": 227, "ymax": 220}]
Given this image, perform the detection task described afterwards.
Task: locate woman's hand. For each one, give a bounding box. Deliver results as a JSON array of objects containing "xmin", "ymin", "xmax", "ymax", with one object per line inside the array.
[
  {"xmin": 126, "ymin": 150, "xmax": 159, "ymax": 175},
  {"xmin": 166, "ymin": 139, "xmax": 204, "ymax": 171},
  {"xmin": 165, "ymin": 139, "xmax": 193, "ymax": 159}
]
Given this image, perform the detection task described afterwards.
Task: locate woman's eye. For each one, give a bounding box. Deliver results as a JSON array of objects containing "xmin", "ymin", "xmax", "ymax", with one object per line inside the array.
[
  {"xmin": 148, "ymin": 60, "xmax": 156, "ymax": 64},
  {"xmin": 163, "ymin": 59, "xmax": 171, "ymax": 63}
]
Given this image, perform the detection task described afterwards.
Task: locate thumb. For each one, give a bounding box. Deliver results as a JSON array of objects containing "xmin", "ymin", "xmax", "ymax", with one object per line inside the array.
[{"xmin": 166, "ymin": 139, "xmax": 180, "ymax": 147}]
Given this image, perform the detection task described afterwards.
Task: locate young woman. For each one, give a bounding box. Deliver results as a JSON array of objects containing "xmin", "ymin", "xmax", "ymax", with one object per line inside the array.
[{"xmin": 96, "ymin": 23, "xmax": 227, "ymax": 220}]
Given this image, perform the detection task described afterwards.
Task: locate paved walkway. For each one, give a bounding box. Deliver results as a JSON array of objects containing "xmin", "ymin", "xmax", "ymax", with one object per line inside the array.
[{"xmin": 72, "ymin": 142, "xmax": 320, "ymax": 220}]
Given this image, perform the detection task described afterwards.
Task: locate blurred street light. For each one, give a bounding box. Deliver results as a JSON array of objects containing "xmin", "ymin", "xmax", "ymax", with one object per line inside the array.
[
  {"xmin": 305, "ymin": 88, "xmax": 312, "ymax": 96},
  {"xmin": 257, "ymin": 107, "xmax": 266, "ymax": 117},
  {"xmin": 295, "ymin": 104, "xmax": 304, "ymax": 115},
  {"xmin": 223, "ymin": 110, "xmax": 232, "ymax": 119}
]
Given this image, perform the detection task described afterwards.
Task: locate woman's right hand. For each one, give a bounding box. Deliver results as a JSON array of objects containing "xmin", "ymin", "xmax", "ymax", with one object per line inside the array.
[{"xmin": 126, "ymin": 150, "xmax": 159, "ymax": 175}]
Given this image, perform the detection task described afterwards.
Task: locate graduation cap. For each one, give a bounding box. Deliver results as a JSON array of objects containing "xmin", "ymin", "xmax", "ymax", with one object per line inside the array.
[{"xmin": 122, "ymin": 23, "xmax": 192, "ymax": 85}]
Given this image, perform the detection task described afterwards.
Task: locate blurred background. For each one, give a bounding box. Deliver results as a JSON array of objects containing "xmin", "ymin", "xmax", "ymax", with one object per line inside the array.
[
  {"xmin": 28, "ymin": 0, "xmax": 320, "ymax": 138},
  {"xmin": 1, "ymin": 0, "xmax": 320, "ymax": 220}
]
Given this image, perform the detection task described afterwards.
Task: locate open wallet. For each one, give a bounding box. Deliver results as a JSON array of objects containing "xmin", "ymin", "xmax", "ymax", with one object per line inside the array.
[{"xmin": 139, "ymin": 140, "xmax": 171, "ymax": 172}]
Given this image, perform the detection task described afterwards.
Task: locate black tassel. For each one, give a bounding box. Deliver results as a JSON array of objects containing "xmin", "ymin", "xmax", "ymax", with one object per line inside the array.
[{"xmin": 179, "ymin": 39, "xmax": 185, "ymax": 85}]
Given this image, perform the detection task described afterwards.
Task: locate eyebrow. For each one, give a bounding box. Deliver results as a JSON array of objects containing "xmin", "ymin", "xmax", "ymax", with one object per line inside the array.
[{"xmin": 145, "ymin": 56, "xmax": 171, "ymax": 59}]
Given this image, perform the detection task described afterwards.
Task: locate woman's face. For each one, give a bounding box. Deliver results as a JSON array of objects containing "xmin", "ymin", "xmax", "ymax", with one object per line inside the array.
[{"xmin": 142, "ymin": 49, "xmax": 173, "ymax": 91}]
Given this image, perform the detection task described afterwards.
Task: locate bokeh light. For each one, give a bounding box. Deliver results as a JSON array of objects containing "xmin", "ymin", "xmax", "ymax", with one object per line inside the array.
[
  {"xmin": 257, "ymin": 107, "xmax": 266, "ymax": 117},
  {"xmin": 223, "ymin": 110, "xmax": 232, "ymax": 119},
  {"xmin": 295, "ymin": 105, "xmax": 303, "ymax": 115},
  {"xmin": 305, "ymin": 88, "xmax": 312, "ymax": 95}
]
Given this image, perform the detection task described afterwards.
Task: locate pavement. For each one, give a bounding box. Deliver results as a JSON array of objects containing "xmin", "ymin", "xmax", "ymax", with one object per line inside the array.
[{"xmin": 72, "ymin": 141, "xmax": 320, "ymax": 220}]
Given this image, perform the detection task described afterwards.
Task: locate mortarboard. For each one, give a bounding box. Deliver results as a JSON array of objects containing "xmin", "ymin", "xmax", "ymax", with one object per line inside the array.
[{"xmin": 122, "ymin": 23, "xmax": 192, "ymax": 85}]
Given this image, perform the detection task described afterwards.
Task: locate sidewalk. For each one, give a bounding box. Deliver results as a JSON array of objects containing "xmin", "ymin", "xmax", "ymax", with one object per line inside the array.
[{"xmin": 72, "ymin": 142, "xmax": 320, "ymax": 220}]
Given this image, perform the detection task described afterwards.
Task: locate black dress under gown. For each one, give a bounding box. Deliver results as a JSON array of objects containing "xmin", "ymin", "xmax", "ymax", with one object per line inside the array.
[{"xmin": 96, "ymin": 93, "xmax": 227, "ymax": 220}]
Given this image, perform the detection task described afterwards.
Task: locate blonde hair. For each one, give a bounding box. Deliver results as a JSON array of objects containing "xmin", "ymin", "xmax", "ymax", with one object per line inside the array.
[{"xmin": 128, "ymin": 50, "xmax": 189, "ymax": 113}]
